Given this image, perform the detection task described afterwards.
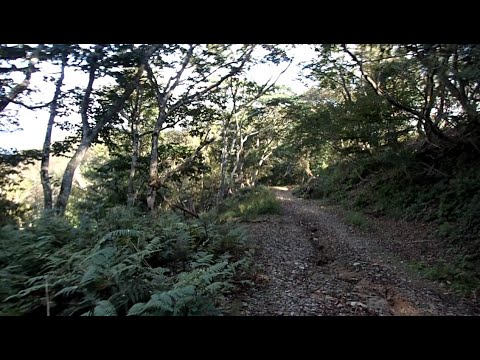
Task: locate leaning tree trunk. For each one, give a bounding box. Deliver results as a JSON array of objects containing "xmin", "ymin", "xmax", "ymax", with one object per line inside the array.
[
  {"xmin": 54, "ymin": 142, "xmax": 90, "ymax": 216},
  {"xmin": 40, "ymin": 55, "xmax": 66, "ymax": 210},
  {"xmin": 251, "ymin": 150, "xmax": 273, "ymax": 187}
]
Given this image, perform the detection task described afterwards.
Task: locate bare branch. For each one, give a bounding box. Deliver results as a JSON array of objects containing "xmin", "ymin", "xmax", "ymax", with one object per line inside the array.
[{"xmin": 9, "ymin": 99, "xmax": 53, "ymax": 110}]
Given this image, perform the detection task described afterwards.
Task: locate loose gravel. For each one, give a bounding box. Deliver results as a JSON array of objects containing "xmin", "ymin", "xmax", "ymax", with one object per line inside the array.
[{"xmin": 228, "ymin": 187, "xmax": 479, "ymax": 316}]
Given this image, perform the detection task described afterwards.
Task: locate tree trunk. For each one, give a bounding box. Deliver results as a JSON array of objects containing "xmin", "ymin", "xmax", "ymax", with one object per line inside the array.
[
  {"xmin": 127, "ymin": 130, "xmax": 140, "ymax": 207},
  {"xmin": 40, "ymin": 55, "xmax": 66, "ymax": 210},
  {"xmin": 146, "ymin": 130, "xmax": 159, "ymax": 211},
  {"xmin": 252, "ymin": 150, "xmax": 273, "ymax": 187},
  {"xmin": 146, "ymin": 114, "xmax": 165, "ymax": 211},
  {"xmin": 54, "ymin": 142, "xmax": 90, "ymax": 216},
  {"xmin": 218, "ymin": 119, "xmax": 230, "ymax": 202},
  {"xmin": 127, "ymin": 87, "xmax": 142, "ymax": 207}
]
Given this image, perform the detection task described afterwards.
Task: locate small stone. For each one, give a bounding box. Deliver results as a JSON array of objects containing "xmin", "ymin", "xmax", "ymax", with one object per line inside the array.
[
  {"xmin": 350, "ymin": 301, "xmax": 367, "ymax": 308},
  {"xmin": 353, "ymin": 262, "xmax": 361, "ymax": 267}
]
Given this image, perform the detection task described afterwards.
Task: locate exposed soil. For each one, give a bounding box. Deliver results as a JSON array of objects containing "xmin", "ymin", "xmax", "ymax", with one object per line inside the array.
[{"xmin": 227, "ymin": 187, "xmax": 480, "ymax": 316}]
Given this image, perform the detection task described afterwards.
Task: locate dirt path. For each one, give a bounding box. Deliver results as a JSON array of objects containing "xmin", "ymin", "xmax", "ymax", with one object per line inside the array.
[{"xmin": 230, "ymin": 187, "xmax": 479, "ymax": 316}]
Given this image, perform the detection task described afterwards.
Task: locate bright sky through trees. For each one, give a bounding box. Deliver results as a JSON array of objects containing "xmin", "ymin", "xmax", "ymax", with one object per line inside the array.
[{"xmin": 0, "ymin": 44, "xmax": 316, "ymax": 150}]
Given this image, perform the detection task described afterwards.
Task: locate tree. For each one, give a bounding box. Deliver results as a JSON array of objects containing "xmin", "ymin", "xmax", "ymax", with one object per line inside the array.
[
  {"xmin": 338, "ymin": 44, "xmax": 480, "ymax": 148},
  {"xmin": 144, "ymin": 44, "xmax": 258, "ymax": 211},
  {"xmin": 54, "ymin": 44, "xmax": 160, "ymax": 216},
  {"xmin": 40, "ymin": 46, "xmax": 68, "ymax": 210}
]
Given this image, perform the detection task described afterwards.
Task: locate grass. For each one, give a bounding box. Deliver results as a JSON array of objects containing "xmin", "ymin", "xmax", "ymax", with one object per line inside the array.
[
  {"xmin": 345, "ymin": 210, "xmax": 370, "ymax": 230},
  {"xmin": 409, "ymin": 257, "xmax": 480, "ymax": 296},
  {"xmin": 218, "ymin": 186, "xmax": 281, "ymax": 221}
]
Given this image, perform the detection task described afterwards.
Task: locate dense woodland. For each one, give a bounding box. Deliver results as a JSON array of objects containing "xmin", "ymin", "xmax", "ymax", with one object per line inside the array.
[{"xmin": 1, "ymin": 44, "xmax": 479, "ymax": 315}]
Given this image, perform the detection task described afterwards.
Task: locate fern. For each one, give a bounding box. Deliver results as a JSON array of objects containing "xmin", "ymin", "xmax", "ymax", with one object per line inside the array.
[
  {"xmin": 1, "ymin": 203, "xmax": 252, "ymax": 316},
  {"xmin": 80, "ymin": 246, "xmax": 117, "ymax": 267},
  {"xmin": 205, "ymin": 281, "xmax": 233, "ymax": 294},
  {"xmin": 143, "ymin": 292, "xmax": 174, "ymax": 314},
  {"xmin": 126, "ymin": 302, "xmax": 146, "ymax": 316},
  {"xmin": 92, "ymin": 300, "xmax": 117, "ymax": 316},
  {"xmin": 54, "ymin": 286, "xmax": 79, "ymax": 298},
  {"xmin": 191, "ymin": 252, "xmax": 215, "ymax": 268},
  {"xmin": 80, "ymin": 266, "xmax": 100, "ymax": 286},
  {"xmin": 99, "ymin": 229, "xmax": 144, "ymax": 247},
  {"xmin": 198, "ymin": 261, "xmax": 229, "ymax": 284}
]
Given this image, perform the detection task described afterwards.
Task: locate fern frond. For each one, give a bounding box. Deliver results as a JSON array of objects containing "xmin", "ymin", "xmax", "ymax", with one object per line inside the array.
[
  {"xmin": 205, "ymin": 281, "xmax": 233, "ymax": 294},
  {"xmin": 54, "ymin": 286, "xmax": 80, "ymax": 298},
  {"xmin": 127, "ymin": 302, "xmax": 146, "ymax": 316},
  {"xmin": 191, "ymin": 252, "xmax": 215, "ymax": 268},
  {"xmin": 98, "ymin": 229, "xmax": 144, "ymax": 246},
  {"xmin": 145, "ymin": 292, "xmax": 174, "ymax": 313},
  {"xmin": 92, "ymin": 300, "xmax": 117, "ymax": 316}
]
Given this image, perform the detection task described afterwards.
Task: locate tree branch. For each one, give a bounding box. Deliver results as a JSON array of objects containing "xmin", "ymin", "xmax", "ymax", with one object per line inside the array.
[
  {"xmin": 168, "ymin": 46, "xmax": 255, "ymax": 113},
  {"xmin": 151, "ymin": 137, "xmax": 215, "ymax": 187},
  {"xmin": 0, "ymin": 45, "xmax": 43, "ymax": 113},
  {"xmin": 9, "ymin": 99, "xmax": 53, "ymax": 110},
  {"xmin": 341, "ymin": 44, "xmax": 423, "ymax": 119}
]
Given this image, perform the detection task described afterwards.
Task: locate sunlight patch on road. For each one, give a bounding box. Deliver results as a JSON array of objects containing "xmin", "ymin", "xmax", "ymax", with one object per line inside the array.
[
  {"xmin": 271, "ymin": 186, "xmax": 290, "ymax": 191},
  {"xmin": 276, "ymin": 196, "xmax": 293, "ymax": 202}
]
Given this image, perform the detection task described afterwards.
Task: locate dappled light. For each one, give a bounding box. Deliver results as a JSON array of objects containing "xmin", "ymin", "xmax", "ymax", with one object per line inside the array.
[
  {"xmin": 1, "ymin": 44, "xmax": 479, "ymax": 316},
  {"xmin": 271, "ymin": 186, "xmax": 290, "ymax": 191}
]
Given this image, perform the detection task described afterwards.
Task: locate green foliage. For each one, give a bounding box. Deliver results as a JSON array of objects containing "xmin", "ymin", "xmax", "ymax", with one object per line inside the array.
[
  {"xmin": 298, "ymin": 143, "xmax": 480, "ymax": 295},
  {"xmin": 410, "ymin": 255, "xmax": 480, "ymax": 296},
  {"xmin": 0, "ymin": 206, "xmax": 252, "ymax": 316},
  {"xmin": 345, "ymin": 211, "xmax": 370, "ymax": 230},
  {"xmin": 217, "ymin": 186, "xmax": 281, "ymax": 221},
  {"xmin": 0, "ymin": 149, "xmax": 42, "ymax": 226}
]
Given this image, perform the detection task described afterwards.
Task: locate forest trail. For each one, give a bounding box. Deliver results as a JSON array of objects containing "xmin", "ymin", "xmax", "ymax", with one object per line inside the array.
[{"xmin": 229, "ymin": 187, "xmax": 479, "ymax": 316}]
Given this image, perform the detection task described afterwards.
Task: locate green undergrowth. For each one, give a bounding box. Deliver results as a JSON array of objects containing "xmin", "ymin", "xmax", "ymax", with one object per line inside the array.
[
  {"xmin": 295, "ymin": 145, "xmax": 480, "ymax": 296},
  {"xmin": 344, "ymin": 210, "xmax": 371, "ymax": 230},
  {"xmin": 409, "ymin": 255, "xmax": 480, "ymax": 296},
  {"xmin": 0, "ymin": 206, "xmax": 254, "ymax": 316},
  {"xmin": 217, "ymin": 186, "xmax": 281, "ymax": 221}
]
